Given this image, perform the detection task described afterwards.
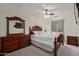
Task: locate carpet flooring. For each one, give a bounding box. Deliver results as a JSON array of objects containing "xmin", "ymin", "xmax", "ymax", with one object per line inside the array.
[{"xmin": 5, "ymin": 44, "xmax": 79, "ymax": 56}]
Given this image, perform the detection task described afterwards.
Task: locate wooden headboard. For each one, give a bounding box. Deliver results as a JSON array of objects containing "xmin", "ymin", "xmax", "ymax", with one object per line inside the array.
[{"xmin": 29, "ymin": 25, "xmax": 42, "ymax": 34}]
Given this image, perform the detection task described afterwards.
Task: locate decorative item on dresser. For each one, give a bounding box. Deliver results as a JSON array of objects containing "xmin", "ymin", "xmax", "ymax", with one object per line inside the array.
[
  {"xmin": 67, "ymin": 36, "xmax": 78, "ymax": 46},
  {"xmin": 0, "ymin": 16, "xmax": 31, "ymax": 53}
]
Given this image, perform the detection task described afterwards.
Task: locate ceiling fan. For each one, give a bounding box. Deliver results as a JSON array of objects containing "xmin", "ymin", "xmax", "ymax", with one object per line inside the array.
[
  {"xmin": 44, "ymin": 8, "xmax": 54, "ymax": 15},
  {"xmin": 43, "ymin": 8, "xmax": 54, "ymax": 18},
  {"xmin": 40, "ymin": 4, "xmax": 55, "ymax": 18}
]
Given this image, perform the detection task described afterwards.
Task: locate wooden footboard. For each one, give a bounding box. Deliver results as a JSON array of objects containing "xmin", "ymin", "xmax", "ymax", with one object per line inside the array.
[{"xmin": 53, "ymin": 34, "xmax": 64, "ymax": 56}]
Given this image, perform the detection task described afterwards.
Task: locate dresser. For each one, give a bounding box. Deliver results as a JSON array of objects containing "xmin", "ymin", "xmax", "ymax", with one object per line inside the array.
[
  {"xmin": 0, "ymin": 39, "xmax": 1, "ymax": 51},
  {"xmin": 0, "ymin": 34, "xmax": 31, "ymax": 53},
  {"xmin": 67, "ymin": 36, "xmax": 78, "ymax": 46},
  {"xmin": 19, "ymin": 35, "xmax": 31, "ymax": 49}
]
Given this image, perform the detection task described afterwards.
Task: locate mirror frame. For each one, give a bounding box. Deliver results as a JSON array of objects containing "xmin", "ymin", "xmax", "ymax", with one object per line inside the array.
[{"xmin": 6, "ymin": 16, "xmax": 25, "ymax": 36}]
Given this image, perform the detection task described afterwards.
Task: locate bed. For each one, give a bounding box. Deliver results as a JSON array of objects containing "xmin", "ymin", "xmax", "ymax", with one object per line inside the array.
[{"xmin": 29, "ymin": 25, "xmax": 64, "ymax": 56}]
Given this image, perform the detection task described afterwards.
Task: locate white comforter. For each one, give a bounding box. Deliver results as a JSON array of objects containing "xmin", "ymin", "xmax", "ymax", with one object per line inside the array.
[{"xmin": 31, "ymin": 32, "xmax": 61, "ymax": 52}]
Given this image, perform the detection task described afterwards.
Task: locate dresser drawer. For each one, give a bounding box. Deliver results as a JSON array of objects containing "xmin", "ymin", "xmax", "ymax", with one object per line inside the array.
[{"xmin": 3, "ymin": 43, "xmax": 19, "ymax": 53}]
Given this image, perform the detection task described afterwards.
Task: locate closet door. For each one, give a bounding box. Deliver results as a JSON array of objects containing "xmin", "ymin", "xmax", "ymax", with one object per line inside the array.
[{"xmin": 51, "ymin": 20, "xmax": 64, "ymax": 32}]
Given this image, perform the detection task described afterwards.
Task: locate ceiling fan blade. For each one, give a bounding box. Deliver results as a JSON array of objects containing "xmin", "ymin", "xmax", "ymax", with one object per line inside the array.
[{"xmin": 49, "ymin": 13, "xmax": 54, "ymax": 15}]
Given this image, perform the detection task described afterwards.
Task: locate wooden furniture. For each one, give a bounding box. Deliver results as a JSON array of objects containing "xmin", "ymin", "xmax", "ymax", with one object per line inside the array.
[
  {"xmin": 0, "ymin": 16, "xmax": 31, "ymax": 53},
  {"xmin": 67, "ymin": 36, "xmax": 78, "ymax": 46},
  {"xmin": 0, "ymin": 34, "xmax": 30, "ymax": 53},
  {"xmin": 29, "ymin": 25, "xmax": 42, "ymax": 34},
  {"xmin": 29, "ymin": 25, "xmax": 64, "ymax": 56},
  {"xmin": 54, "ymin": 34, "xmax": 64, "ymax": 56},
  {"xmin": 19, "ymin": 34, "xmax": 31, "ymax": 49},
  {"xmin": 6, "ymin": 16, "xmax": 25, "ymax": 35},
  {"xmin": 0, "ymin": 39, "xmax": 1, "ymax": 51},
  {"xmin": 1, "ymin": 36, "xmax": 19, "ymax": 53}
]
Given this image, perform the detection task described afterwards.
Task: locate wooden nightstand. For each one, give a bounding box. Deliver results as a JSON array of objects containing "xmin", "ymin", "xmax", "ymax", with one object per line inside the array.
[{"xmin": 67, "ymin": 36, "xmax": 78, "ymax": 46}]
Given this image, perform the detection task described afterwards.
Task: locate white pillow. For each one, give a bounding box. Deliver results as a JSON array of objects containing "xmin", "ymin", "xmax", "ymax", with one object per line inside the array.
[
  {"xmin": 33, "ymin": 31, "xmax": 40, "ymax": 35},
  {"xmin": 46, "ymin": 31, "xmax": 51, "ymax": 35}
]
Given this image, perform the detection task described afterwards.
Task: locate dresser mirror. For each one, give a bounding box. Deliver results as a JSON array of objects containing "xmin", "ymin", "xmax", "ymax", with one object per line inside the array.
[{"xmin": 6, "ymin": 16, "xmax": 25, "ymax": 35}]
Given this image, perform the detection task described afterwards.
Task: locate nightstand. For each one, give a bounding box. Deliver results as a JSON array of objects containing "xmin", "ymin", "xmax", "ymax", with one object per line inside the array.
[{"xmin": 67, "ymin": 36, "xmax": 78, "ymax": 46}]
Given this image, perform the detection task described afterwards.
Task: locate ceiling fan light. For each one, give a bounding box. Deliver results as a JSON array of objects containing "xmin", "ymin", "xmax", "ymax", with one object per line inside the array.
[
  {"xmin": 44, "ymin": 15, "xmax": 47, "ymax": 18},
  {"xmin": 47, "ymin": 15, "xmax": 49, "ymax": 17},
  {"xmin": 47, "ymin": 11, "xmax": 50, "ymax": 14},
  {"xmin": 44, "ymin": 14, "xmax": 49, "ymax": 18},
  {"xmin": 43, "ymin": 11, "xmax": 46, "ymax": 14}
]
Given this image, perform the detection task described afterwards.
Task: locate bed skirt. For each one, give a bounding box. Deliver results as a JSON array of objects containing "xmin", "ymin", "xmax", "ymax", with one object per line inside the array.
[{"xmin": 31, "ymin": 40, "xmax": 53, "ymax": 52}]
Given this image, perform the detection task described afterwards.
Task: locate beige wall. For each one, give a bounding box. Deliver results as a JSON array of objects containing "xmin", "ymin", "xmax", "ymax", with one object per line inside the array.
[
  {"xmin": 0, "ymin": 4, "xmax": 25, "ymax": 37},
  {"xmin": 0, "ymin": 4, "xmax": 79, "ymax": 43},
  {"xmin": 27, "ymin": 17, "xmax": 52, "ymax": 32},
  {"xmin": 63, "ymin": 4, "xmax": 79, "ymax": 43}
]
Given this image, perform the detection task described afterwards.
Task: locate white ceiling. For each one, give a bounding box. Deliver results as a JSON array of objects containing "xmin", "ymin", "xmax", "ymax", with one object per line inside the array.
[
  {"xmin": 0, "ymin": 3, "xmax": 73, "ymax": 19},
  {"xmin": 20, "ymin": 3, "xmax": 73, "ymax": 19}
]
